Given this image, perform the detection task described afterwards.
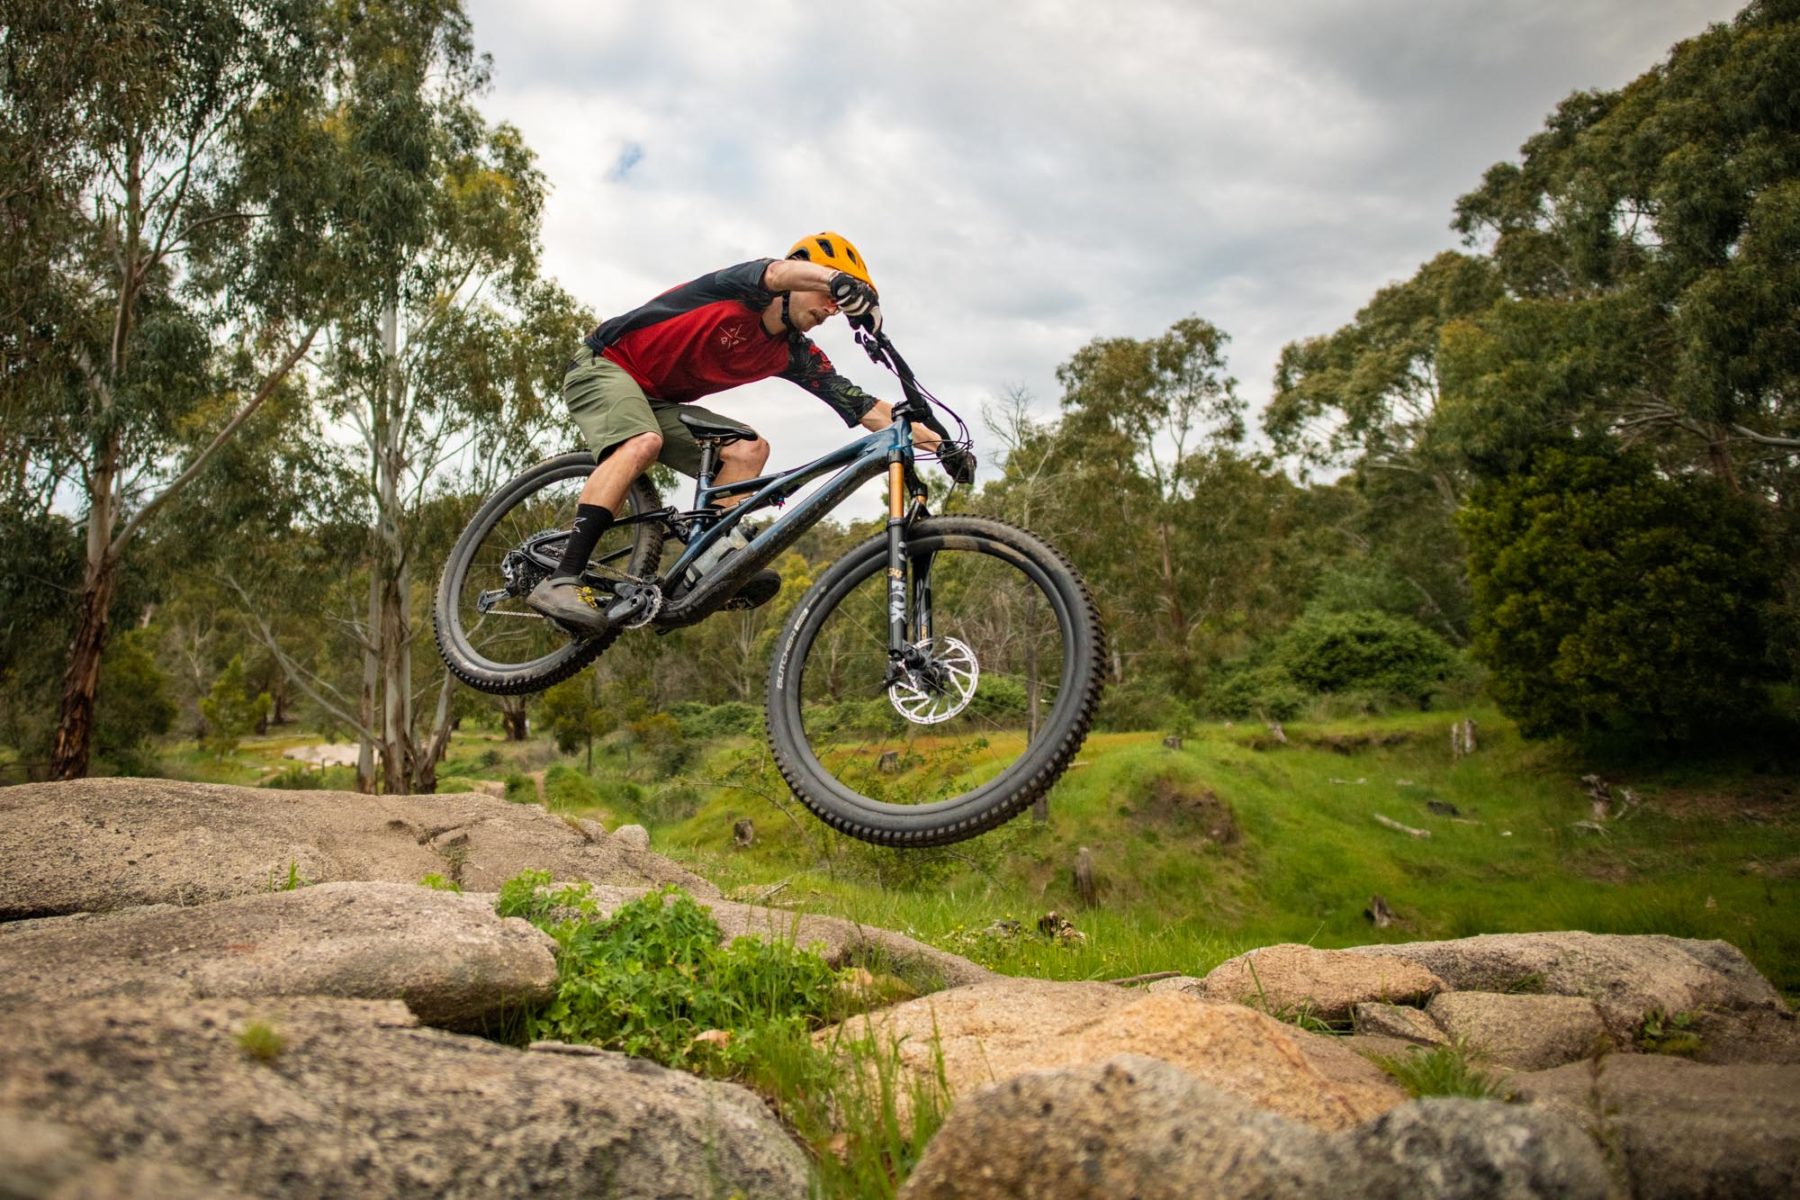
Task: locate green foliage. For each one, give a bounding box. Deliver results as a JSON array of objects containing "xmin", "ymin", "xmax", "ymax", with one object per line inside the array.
[
  {"xmin": 540, "ymin": 674, "xmax": 616, "ymax": 763},
  {"xmin": 236, "ymin": 1020, "xmax": 285, "ymax": 1063},
  {"xmin": 419, "ymin": 873, "xmax": 463, "ymax": 894},
  {"xmin": 1273, "ymin": 609, "xmax": 1456, "ymax": 706},
  {"xmin": 1374, "ymin": 1041, "xmax": 1513, "ymax": 1100},
  {"xmin": 1204, "ymin": 662, "xmax": 1310, "ymax": 721},
  {"xmin": 503, "ymin": 772, "xmax": 536, "ymax": 804},
  {"xmin": 541, "ymin": 763, "xmax": 600, "ymax": 811},
  {"xmin": 94, "ymin": 628, "xmax": 176, "ymax": 773},
  {"xmin": 1461, "ymin": 450, "xmax": 1776, "ymax": 743},
  {"xmin": 1637, "ymin": 1008, "xmax": 1704, "ymax": 1057},
  {"xmin": 668, "ymin": 700, "xmax": 763, "ymax": 740},
  {"xmin": 260, "ymin": 763, "xmax": 340, "ymax": 790},
  {"xmin": 497, "ymin": 878, "xmax": 840, "ymax": 1070},
  {"xmin": 265, "ymin": 860, "xmax": 309, "ymax": 892},
  {"xmin": 198, "ymin": 655, "xmax": 272, "ymax": 760}
]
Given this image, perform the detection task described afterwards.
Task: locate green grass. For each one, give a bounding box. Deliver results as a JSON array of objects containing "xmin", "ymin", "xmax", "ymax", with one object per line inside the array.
[
  {"xmin": 492, "ymin": 872, "xmax": 948, "ymax": 1198},
  {"xmin": 126, "ymin": 706, "xmax": 1800, "ymax": 1001},
  {"xmin": 606, "ymin": 708, "xmax": 1800, "ymax": 1000},
  {"xmin": 1372, "ymin": 1041, "xmax": 1513, "ymax": 1100}
]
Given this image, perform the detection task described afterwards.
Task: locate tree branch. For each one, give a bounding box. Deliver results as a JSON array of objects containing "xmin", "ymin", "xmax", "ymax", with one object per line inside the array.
[{"xmin": 111, "ymin": 324, "xmax": 323, "ymax": 555}]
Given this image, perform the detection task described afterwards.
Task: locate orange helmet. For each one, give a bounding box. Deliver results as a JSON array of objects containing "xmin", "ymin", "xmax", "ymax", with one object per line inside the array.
[{"xmin": 787, "ymin": 231, "xmax": 874, "ymax": 289}]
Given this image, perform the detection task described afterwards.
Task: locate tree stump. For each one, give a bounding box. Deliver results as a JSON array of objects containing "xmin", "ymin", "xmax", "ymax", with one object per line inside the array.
[
  {"xmin": 732, "ymin": 818, "xmax": 754, "ymax": 848},
  {"xmin": 1364, "ymin": 894, "xmax": 1396, "ymax": 928},
  {"xmin": 1450, "ymin": 717, "xmax": 1478, "ymax": 759},
  {"xmin": 1266, "ymin": 721, "xmax": 1287, "ymax": 745},
  {"xmin": 1074, "ymin": 846, "xmax": 1097, "ymax": 908},
  {"xmin": 877, "ymin": 750, "xmax": 901, "ymax": 773},
  {"xmin": 1162, "ymin": 735, "xmax": 1183, "ymax": 750}
]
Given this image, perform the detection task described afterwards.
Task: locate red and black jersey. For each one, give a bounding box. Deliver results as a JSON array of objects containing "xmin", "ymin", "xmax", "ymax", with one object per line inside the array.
[{"xmin": 583, "ymin": 259, "xmax": 878, "ymax": 426}]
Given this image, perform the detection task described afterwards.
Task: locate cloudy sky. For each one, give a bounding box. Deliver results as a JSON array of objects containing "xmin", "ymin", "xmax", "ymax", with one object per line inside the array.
[{"xmin": 464, "ymin": 0, "xmax": 1745, "ymax": 478}]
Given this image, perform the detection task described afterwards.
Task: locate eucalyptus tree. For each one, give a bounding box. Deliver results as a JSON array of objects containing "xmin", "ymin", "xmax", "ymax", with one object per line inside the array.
[
  {"xmin": 1052, "ymin": 318, "xmax": 1294, "ymax": 684},
  {"xmin": 2, "ymin": 0, "xmax": 355, "ymax": 778},
  {"xmin": 281, "ymin": 0, "xmax": 580, "ymax": 793}
]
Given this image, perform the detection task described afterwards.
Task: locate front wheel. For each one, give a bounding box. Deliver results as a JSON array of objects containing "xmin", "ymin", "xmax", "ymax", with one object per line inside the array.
[
  {"xmin": 434, "ymin": 452, "xmax": 665, "ymax": 695},
  {"xmin": 766, "ymin": 517, "xmax": 1104, "ymax": 846}
]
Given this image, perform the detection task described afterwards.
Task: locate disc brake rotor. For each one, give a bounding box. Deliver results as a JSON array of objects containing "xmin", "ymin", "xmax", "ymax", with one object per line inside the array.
[{"xmin": 888, "ymin": 637, "xmax": 979, "ymax": 725}]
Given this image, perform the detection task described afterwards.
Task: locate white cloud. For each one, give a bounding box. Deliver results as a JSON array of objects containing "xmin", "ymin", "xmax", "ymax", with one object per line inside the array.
[{"xmin": 467, "ymin": 0, "xmax": 1747, "ymax": 480}]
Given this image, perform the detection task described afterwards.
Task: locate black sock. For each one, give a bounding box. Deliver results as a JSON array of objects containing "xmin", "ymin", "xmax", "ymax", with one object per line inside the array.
[{"xmin": 557, "ymin": 504, "xmax": 614, "ymax": 577}]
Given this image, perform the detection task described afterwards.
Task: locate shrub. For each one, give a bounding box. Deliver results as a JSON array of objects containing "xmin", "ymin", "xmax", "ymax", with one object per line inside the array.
[
  {"xmin": 1460, "ymin": 449, "xmax": 1776, "ymax": 743},
  {"xmin": 94, "ymin": 628, "xmax": 175, "ymax": 773},
  {"xmin": 497, "ymin": 876, "xmax": 840, "ymax": 1069},
  {"xmin": 199, "ymin": 655, "xmax": 272, "ymax": 759},
  {"xmin": 670, "ymin": 700, "xmax": 763, "ymax": 740},
  {"xmin": 542, "ymin": 763, "xmax": 600, "ymax": 810},
  {"xmin": 503, "ymin": 772, "xmax": 536, "ymax": 804},
  {"xmin": 1203, "ymin": 662, "xmax": 1308, "ymax": 720},
  {"xmin": 1272, "ymin": 609, "xmax": 1455, "ymax": 706}
]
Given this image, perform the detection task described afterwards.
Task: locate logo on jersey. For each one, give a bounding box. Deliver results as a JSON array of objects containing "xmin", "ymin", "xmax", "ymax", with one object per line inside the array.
[{"xmin": 718, "ymin": 323, "xmax": 750, "ymax": 350}]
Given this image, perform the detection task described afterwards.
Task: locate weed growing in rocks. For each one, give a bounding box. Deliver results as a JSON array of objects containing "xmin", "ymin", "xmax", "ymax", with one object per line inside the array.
[
  {"xmin": 419, "ymin": 873, "xmax": 462, "ymax": 893},
  {"xmin": 1637, "ymin": 1008, "xmax": 1704, "ymax": 1056},
  {"xmin": 1373, "ymin": 1040, "xmax": 1513, "ymax": 1100},
  {"xmin": 494, "ymin": 871, "xmax": 951, "ymax": 1198},
  {"xmin": 236, "ymin": 1020, "xmax": 285, "ymax": 1062}
]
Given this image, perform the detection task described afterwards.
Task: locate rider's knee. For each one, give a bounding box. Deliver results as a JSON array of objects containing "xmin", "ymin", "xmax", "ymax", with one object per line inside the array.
[
  {"xmin": 619, "ymin": 430, "xmax": 663, "ymax": 465},
  {"xmin": 726, "ymin": 437, "xmax": 770, "ymax": 470}
]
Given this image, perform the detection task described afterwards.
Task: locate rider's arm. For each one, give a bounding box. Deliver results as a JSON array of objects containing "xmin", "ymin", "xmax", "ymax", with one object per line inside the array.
[
  {"xmin": 859, "ymin": 400, "xmax": 943, "ymax": 453},
  {"xmin": 761, "ymin": 259, "xmax": 839, "ymax": 294}
]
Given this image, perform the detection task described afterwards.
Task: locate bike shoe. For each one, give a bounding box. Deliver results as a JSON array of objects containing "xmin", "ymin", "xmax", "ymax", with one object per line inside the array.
[
  {"xmin": 722, "ymin": 568, "xmax": 782, "ymax": 611},
  {"xmin": 526, "ymin": 576, "xmax": 614, "ymax": 638}
]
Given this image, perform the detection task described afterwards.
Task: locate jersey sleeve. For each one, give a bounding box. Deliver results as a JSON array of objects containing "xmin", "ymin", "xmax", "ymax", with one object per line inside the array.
[
  {"xmin": 781, "ymin": 336, "xmax": 879, "ymax": 426},
  {"xmin": 587, "ymin": 259, "xmax": 776, "ymax": 350}
]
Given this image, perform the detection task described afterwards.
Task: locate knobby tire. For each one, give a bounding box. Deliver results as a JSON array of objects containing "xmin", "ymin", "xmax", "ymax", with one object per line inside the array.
[
  {"xmin": 765, "ymin": 516, "xmax": 1104, "ymax": 847},
  {"xmin": 434, "ymin": 453, "xmax": 664, "ymax": 695}
]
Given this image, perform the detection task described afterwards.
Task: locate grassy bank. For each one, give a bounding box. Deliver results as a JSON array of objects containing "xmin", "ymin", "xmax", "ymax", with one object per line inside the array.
[{"xmin": 135, "ymin": 707, "xmax": 1799, "ymax": 999}]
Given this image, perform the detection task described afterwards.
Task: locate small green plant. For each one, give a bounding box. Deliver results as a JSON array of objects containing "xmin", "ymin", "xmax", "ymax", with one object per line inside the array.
[
  {"xmin": 266, "ymin": 860, "xmax": 310, "ymax": 892},
  {"xmin": 1373, "ymin": 1040, "xmax": 1513, "ymax": 1100},
  {"xmin": 237, "ymin": 1020, "xmax": 285, "ymax": 1062},
  {"xmin": 420, "ymin": 873, "xmax": 462, "ymax": 893},
  {"xmin": 1637, "ymin": 1008, "xmax": 1704, "ymax": 1056}
]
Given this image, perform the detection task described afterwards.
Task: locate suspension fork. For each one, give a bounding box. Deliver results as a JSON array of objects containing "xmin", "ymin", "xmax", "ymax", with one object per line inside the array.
[{"xmin": 885, "ymin": 456, "xmax": 937, "ymax": 684}]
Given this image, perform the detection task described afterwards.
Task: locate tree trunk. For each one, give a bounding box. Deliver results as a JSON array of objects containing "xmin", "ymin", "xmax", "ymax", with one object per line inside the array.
[
  {"xmin": 501, "ymin": 695, "xmax": 529, "ymax": 741},
  {"xmin": 49, "ymin": 549, "xmax": 122, "ymax": 780},
  {"xmin": 358, "ymin": 570, "xmax": 379, "ymax": 794}
]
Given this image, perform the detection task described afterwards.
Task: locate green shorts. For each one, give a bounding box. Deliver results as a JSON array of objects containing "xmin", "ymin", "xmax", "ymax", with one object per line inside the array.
[{"xmin": 562, "ymin": 344, "xmax": 757, "ymax": 477}]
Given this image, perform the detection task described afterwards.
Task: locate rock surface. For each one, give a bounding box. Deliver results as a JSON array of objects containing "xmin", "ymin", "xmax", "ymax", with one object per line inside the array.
[
  {"xmin": 825, "ymin": 979, "xmax": 1406, "ymax": 1130},
  {"xmin": 0, "ymin": 881, "xmax": 557, "ymax": 1028},
  {"xmin": 1196, "ymin": 942, "xmax": 1447, "ymax": 1022},
  {"xmin": 899, "ymin": 1055, "xmax": 1612, "ymax": 1200},
  {"xmin": 1353, "ymin": 1000, "xmax": 1450, "ymax": 1045},
  {"xmin": 1345, "ymin": 931, "xmax": 1790, "ymax": 1036},
  {"xmin": 1514, "ymin": 1054, "xmax": 1800, "ymax": 1200},
  {"xmin": 1426, "ymin": 991, "xmax": 1612, "ymax": 1069},
  {"xmin": 0, "ymin": 996, "xmax": 810, "ymax": 1200},
  {"xmin": 0, "ymin": 777, "xmax": 713, "ymax": 919}
]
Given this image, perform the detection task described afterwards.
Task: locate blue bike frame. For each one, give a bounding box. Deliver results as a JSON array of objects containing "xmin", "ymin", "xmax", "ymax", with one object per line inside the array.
[{"xmin": 624, "ymin": 411, "xmax": 923, "ymax": 630}]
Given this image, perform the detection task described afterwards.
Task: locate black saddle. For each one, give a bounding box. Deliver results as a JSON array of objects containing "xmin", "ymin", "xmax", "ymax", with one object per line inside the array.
[{"xmin": 677, "ymin": 410, "xmax": 756, "ymax": 444}]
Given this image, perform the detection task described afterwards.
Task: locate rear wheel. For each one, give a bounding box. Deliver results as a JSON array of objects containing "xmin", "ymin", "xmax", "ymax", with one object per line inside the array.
[
  {"xmin": 434, "ymin": 453, "xmax": 664, "ymax": 694},
  {"xmin": 765, "ymin": 516, "xmax": 1104, "ymax": 846}
]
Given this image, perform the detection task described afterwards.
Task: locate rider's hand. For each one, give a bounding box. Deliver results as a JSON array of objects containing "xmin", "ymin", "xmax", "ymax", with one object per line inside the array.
[
  {"xmin": 829, "ymin": 272, "xmax": 882, "ymax": 334},
  {"xmin": 940, "ymin": 445, "xmax": 977, "ymax": 486}
]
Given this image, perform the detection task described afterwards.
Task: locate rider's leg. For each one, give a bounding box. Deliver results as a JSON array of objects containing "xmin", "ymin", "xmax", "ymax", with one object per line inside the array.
[
  {"xmin": 710, "ymin": 436, "xmax": 770, "ymax": 510},
  {"xmin": 529, "ymin": 349, "xmax": 663, "ymax": 634},
  {"xmin": 578, "ymin": 430, "xmax": 663, "ymax": 512}
]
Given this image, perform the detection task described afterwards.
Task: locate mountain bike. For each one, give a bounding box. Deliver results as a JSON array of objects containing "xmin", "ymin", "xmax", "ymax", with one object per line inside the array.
[{"xmin": 433, "ymin": 329, "xmax": 1104, "ymax": 846}]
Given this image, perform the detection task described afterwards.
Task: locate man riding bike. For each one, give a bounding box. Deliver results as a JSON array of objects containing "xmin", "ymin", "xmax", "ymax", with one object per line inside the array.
[{"xmin": 528, "ymin": 231, "xmax": 945, "ymax": 636}]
